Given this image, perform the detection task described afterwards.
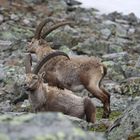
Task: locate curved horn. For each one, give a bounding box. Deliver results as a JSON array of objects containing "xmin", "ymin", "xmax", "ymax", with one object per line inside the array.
[
  {"xmin": 33, "ymin": 51, "xmax": 70, "ymax": 74},
  {"xmin": 34, "ymin": 18, "xmax": 54, "ymax": 40},
  {"xmin": 41, "ymin": 21, "xmax": 74, "ymax": 39},
  {"xmin": 24, "ymin": 53, "xmax": 32, "ymax": 74}
]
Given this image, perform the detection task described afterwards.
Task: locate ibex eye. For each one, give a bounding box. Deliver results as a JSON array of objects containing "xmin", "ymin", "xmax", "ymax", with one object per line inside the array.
[{"xmin": 33, "ymin": 76, "xmax": 38, "ymax": 79}]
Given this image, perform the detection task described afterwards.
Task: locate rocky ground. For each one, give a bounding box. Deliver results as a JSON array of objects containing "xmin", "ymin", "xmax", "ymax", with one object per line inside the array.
[{"xmin": 0, "ymin": 0, "xmax": 140, "ymax": 139}]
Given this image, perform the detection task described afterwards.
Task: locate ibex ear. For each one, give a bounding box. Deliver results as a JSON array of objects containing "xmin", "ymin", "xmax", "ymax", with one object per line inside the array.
[
  {"xmin": 25, "ymin": 53, "xmax": 32, "ymax": 74},
  {"xmin": 38, "ymin": 39, "xmax": 44, "ymax": 45}
]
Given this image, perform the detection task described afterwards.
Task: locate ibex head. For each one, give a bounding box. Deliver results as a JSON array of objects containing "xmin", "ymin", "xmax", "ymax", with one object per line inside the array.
[
  {"xmin": 24, "ymin": 73, "xmax": 45, "ymax": 91},
  {"xmin": 27, "ymin": 18, "xmax": 53, "ymax": 53},
  {"xmin": 27, "ymin": 18, "xmax": 74, "ymax": 58}
]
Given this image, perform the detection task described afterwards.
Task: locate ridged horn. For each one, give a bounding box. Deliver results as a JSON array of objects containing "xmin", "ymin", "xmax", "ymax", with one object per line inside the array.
[
  {"xmin": 34, "ymin": 18, "xmax": 54, "ymax": 40},
  {"xmin": 41, "ymin": 21, "xmax": 74, "ymax": 39},
  {"xmin": 33, "ymin": 51, "xmax": 70, "ymax": 74},
  {"xmin": 24, "ymin": 53, "xmax": 32, "ymax": 74}
]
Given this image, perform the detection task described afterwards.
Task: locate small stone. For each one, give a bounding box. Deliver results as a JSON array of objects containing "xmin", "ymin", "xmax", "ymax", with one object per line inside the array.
[
  {"xmin": 0, "ymin": 14, "xmax": 4, "ymax": 23},
  {"xmin": 109, "ymin": 44, "xmax": 123, "ymax": 53},
  {"xmin": 102, "ymin": 52, "xmax": 129, "ymax": 62},
  {"xmin": 0, "ymin": 100, "xmax": 12, "ymax": 112},
  {"xmin": 21, "ymin": 100, "xmax": 30, "ymax": 108},
  {"xmin": 10, "ymin": 14, "xmax": 20, "ymax": 21},
  {"xmin": 0, "ymin": 67, "xmax": 6, "ymax": 82},
  {"xmin": 107, "ymin": 100, "xmax": 140, "ymax": 140},
  {"xmin": 135, "ymin": 57, "xmax": 140, "ymax": 68},
  {"xmin": 22, "ymin": 18, "xmax": 31, "ymax": 26},
  {"xmin": 100, "ymin": 28, "xmax": 111, "ymax": 40},
  {"xmin": 0, "ymin": 40, "xmax": 12, "ymax": 46},
  {"xmin": 128, "ymin": 28, "xmax": 135, "ymax": 35}
]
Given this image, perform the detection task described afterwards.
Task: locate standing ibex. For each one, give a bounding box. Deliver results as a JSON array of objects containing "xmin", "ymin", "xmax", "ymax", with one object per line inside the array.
[
  {"xmin": 24, "ymin": 54, "xmax": 96, "ymax": 123},
  {"xmin": 26, "ymin": 19, "xmax": 111, "ymax": 118}
]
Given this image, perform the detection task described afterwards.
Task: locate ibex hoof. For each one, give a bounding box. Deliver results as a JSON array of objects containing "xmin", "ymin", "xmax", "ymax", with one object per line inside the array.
[{"xmin": 102, "ymin": 112, "xmax": 110, "ymax": 118}]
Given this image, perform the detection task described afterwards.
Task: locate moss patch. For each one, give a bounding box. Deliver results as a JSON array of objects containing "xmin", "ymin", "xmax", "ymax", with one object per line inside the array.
[
  {"xmin": 109, "ymin": 110, "xmax": 122, "ymax": 121},
  {"xmin": 96, "ymin": 107, "xmax": 122, "ymax": 121},
  {"xmin": 35, "ymin": 135, "xmax": 57, "ymax": 140},
  {"xmin": 128, "ymin": 127, "xmax": 140, "ymax": 140},
  {"xmin": 73, "ymin": 128, "xmax": 86, "ymax": 137},
  {"xmin": 90, "ymin": 107, "xmax": 122, "ymax": 132},
  {"xmin": 0, "ymin": 114, "xmax": 34, "ymax": 125},
  {"xmin": 96, "ymin": 107, "xmax": 104, "ymax": 120},
  {"xmin": 89, "ymin": 123, "xmax": 107, "ymax": 132}
]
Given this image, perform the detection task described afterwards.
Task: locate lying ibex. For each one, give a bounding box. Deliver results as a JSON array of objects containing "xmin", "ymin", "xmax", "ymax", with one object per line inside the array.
[
  {"xmin": 24, "ymin": 54, "xmax": 96, "ymax": 123},
  {"xmin": 26, "ymin": 19, "xmax": 111, "ymax": 118}
]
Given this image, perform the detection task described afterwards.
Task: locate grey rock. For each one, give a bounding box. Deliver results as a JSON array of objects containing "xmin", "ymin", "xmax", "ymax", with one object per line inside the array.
[
  {"xmin": 110, "ymin": 93, "xmax": 129, "ymax": 111},
  {"xmin": 108, "ymin": 44, "xmax": 123, "ymax": 53},
  {"xmin": 105, "ymin": 12, "xmax": 124, "ymax": 21},
  {"xmin": 0, "ymin": 66, "xmax": 6, "ymax": 82},
  {"xmin": 127, "ymin": 127, "xmax": 140, "ymax": 140},
  {"xmin": 115, "ymin": 19, "xmax": 129, "ymax": 25},
  {"xmin": 125, "ymin": 66, "xmax": 140, "ymax": 78},
  {"xmin": 103, "ymin": 61, "xmax": 127, "ymax": 82},
  {"xmin": 2, "ymin": 66, "xmax": 25, "ymax": 87},
  {"xmin": 135, "ymin": 56, "xmax": 140, "ymax": 68},
  {"xmin": 0, "ymin": 100, "xmax": 12, "ymax": 112},
  {"xmin": 107, "ymin": 100, "xmax": 140, "ymax": 140},
  {"xmin": 0, "ymin": 113, "xmax": 102, "ymax": 140},
  {"xmin": 0, "ymin": 40, "xmax": 12, "ymax": 52},
  {"xmin": 67, "ymin": 115, "xmax": 109, "ymax": 139},
  {"xmin": 104, "ymin": 81, "xmax": 131, "ymax": 111},
  {"xmin": 127, "ymin": 13, "xmax": 138, "ymax": 24},
  {"xmin": 128, "ymin": 27, "xmax": 135, "ymax": 35},
  {"xmin": 60, "ymin": 45, "xmax": 75, "ymax": 55},
  {"xmin": 120, "ymin": 77, "xmax": 140, "ymax": 96},
  {"xmin": 114, "ymin": 37, "xmax": 132, "ymax": 46},
  {"xmin": 100, "ymin": 28, "xmax": 111, "ymax": 40},
  {"xmin": 72, "ymin": 37, "xmax": 109, "ymax": 56},
  {"xmin": 132, "ymin": 44, "xmax": 140, "ymax": 54},
  {"xmin": 66, "ymin": 115, "xmax": 95, "ymax": 130},
  {"xmin": 65, "ymin": 0, "xmax": 82, "ymax": 6},
  {"xmin": 10, "ymin": 14, "xmax": 20, "ymax": 21},
  {"xmin": 102, "ymin": 20, "xmax": 116, "ymax": 26},
  {"xmin": 116, "ymin": 24, "xmax": 128, "ymax": 37},
  {"xmin": 47, "ymin": 26, "xmax": 80, "ymax": 48},
  {"xmin": 0, "ymin": 14, "xmax": 4, "ymax": 24},
  {"xmin": 23, "ymin": 0, "xmax": 44, "ymax": 4},
  {"xmin": 21, "ymin": 100, "xmax": 30, "ymax": 108},
  {"xmin": 102, "ymin": 52, "xmax": 129, "ymax": 62},
  {"xmin": 22, "ymin": 18, "xmax": 31, "ymax": 26},
  {"xmin": 104, "ymin": 81, "xmax": 121, "ymax": 94}
]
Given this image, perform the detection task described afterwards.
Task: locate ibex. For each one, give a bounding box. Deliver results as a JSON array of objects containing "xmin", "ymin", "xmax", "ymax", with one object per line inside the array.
[
  {"xmin": 24, "ymin": 54, "xmax": 96, "ymax": 123},
  {"xmin": 15, "ymin": 18, "xmax": 111, "ymax": 118}
]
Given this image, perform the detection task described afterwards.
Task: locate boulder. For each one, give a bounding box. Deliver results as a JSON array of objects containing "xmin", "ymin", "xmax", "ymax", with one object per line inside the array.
[
  {"xmin": 0, "ymin": 112, "xmax": 105, "ymax": 140},
  {"xmin": 107, "ymin": 100, "xmax": 140, "ymax": 140}
]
